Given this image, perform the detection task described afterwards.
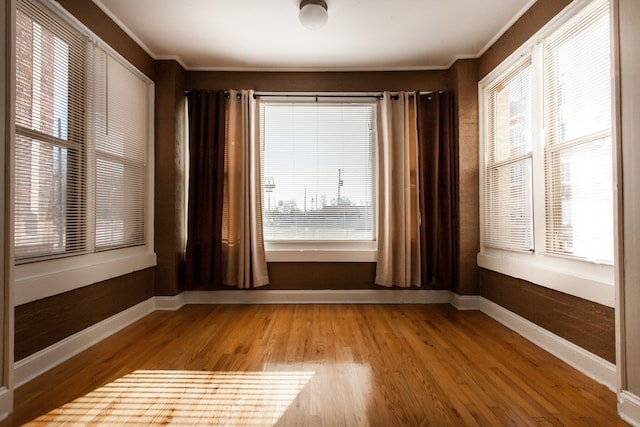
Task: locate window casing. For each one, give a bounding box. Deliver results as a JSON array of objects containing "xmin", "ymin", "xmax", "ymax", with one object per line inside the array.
[
  {"xmin": 479, "ymin": 0, "xmax": 614, "ymax": 307},
  {"xmin": 258, "ymin": 99, "xmax": 377, "ymax": 260},
  {"xmin": 14, "ymin": 0, "xmax": 155, "ymax": 305}
]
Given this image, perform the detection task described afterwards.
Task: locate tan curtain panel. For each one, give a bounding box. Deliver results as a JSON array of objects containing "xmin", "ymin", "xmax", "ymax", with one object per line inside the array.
[
  {"xmin": 375, "ymin": 92, "xmax": 421, "ymax": 288},
  {"xmin": 221, "ymin": 90, "xmax": 269, "ymax": 288}
]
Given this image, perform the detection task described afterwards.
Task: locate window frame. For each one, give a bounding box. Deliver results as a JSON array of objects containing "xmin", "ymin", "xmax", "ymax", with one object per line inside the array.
[
  {"xmin": 478, "ymin": 0, "xmax": 615, "ymax": 308},
  {"xmin": 483, "ymin": 60, "xmax": 534, "ymax": 254},
  {"xmin": 14, "ymin": 1, "xmax": 88, "ymax": 260},
  {"xmin": 257, "ymin": 95, "xmax": 379, "ymax": 263},
  {"xmin": 13, "ymin": 0, "xmax": 155, "ymax": 305}
]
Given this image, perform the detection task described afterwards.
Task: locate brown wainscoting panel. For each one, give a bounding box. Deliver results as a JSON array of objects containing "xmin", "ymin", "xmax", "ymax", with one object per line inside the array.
[
  {"xmin": 15, "ymin": 268, "xmax": 154, "ymax": 362},
  {"xmin": 264, "ymin": 262, "xmax": 376, "ymax": 290},
  {"xmin": 479, "ymin": 268, "xmax": 615, "ymax": 363}
]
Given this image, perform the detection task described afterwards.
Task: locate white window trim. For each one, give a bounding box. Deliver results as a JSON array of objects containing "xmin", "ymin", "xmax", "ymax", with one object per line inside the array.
[
  {"xmin": 259, "ymin": 95, "xmax": 379, "ymax": 263},
  {"xmin": 14, "ymin": 0, "xmax": 156, "ymax": 305},
  {"xmin": 478, "ymin": 0, "xmax": 615, "ymax": 308},
  {"xmin": 15, "ymin": 247, "xmax": 156, "ymax": 305},
  {"xmin": 265, "ymin": 241, "xmax": 377, "ymax": 263}
]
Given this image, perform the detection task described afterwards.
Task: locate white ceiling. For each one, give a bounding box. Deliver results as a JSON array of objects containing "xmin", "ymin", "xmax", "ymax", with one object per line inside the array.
[{"xmin": 92, "ymin": 0, "xmax": 537, "ymax": 71}]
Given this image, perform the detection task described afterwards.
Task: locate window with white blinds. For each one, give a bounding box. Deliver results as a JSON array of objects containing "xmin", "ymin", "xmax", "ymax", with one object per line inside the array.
[
  {"xmin": 480, "ymin": 0, "xmax": 613, "ymax": 266},
  {"xmin": 260, "ymin": 102, "xmax": 376, "ymax": 241},
  {"xmin": 543, "ymin": 0, "xmax": 613, "ymax": 263},
  {"xmin": 15, "ymin": 0, "xmax": 151, "ymax": 263},
  {"xmin": 484, "ymin": 61, "xmax": 533, "ymax": 252},
  {"xmin": 93, "ymin": 50, "xmax": 148, "ymax": 250},
  {"xmin": 15, "ymin": 0, "xmax": 87, "ymax": 260}
]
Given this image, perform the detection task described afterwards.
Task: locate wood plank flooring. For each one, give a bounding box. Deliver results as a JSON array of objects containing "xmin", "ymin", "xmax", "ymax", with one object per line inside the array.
[{"xmin": 0, "ymin": 304, "xmax": 627, "ymax": 426}]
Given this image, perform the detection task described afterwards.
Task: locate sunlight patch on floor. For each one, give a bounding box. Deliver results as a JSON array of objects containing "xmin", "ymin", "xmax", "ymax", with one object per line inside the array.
[{"xmin": 25, "ymin": 370, "xmax": 315, "ymax": 426}]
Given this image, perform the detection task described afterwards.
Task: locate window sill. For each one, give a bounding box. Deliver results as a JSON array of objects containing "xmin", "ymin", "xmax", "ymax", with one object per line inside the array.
[
  {"xmin": 265, "ymin": 241, "xmax": 377, "ymax": 263},
  {"xmin": 477, "ymin": 249, "xmax": 614, "ymax": 307},
  {"xmin": 15, "ymin": 246, "xmax": 157, "ymax": 306}
]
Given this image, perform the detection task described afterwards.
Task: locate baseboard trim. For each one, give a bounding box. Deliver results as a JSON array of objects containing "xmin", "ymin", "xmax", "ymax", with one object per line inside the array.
[
  {"xmin": 449, "ymin": 293, "xmax": 616, "ymax": 390},
  {"xmin": 0, "ymin": 387, "xmax": 12, "ymax": 422},
  {"xmin": 14, "ymin": 298, "xmax": 155, "ymax": 388},
  {"xmin": 619, "ymin": 391, "xmax": 640, "ymax": 427},
  {"xmin": 154, "ymin": 293, "xmax": 187, "ymax": 311},
  {"xmin": 183, "ymin": 289, "xmax": 452, "ymax": 305},
  {"xmin": 477, "ymin": 297, "xmax": 617, "ymax": 391},
  {"xmin": 449, "ymin": 293, "xmax": 482, "ymax": 310},
  {"xmin": 12, "ymin": 291, "xmax": 617, "ymax": 403}
]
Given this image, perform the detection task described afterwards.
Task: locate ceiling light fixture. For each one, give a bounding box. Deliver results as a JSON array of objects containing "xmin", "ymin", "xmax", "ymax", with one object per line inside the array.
[{"xmin": 299, "ymin": 0, "xmax": 328, "ymax": 30}]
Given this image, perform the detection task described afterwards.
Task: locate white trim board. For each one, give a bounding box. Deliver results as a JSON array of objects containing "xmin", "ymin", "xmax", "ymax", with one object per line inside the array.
[
  {"xmin": 13, "ymin": 291, "xmax": 617, "ymax": 400},
  {"xmin": 451, "ymin": 294, "xmax": 616, "ymax": 391},
  {"xmin": 0, "ymin": 388, "xmax": 12, "ymax": 422},
  {"xmin": 619, "ymin": 391, "xmax": 640, "ymax": 427},
  {"xmin": 13, "ymin": 298, "xmax": 155, "ymax": 388},
  {"xmin": 153, "ymin": 289, "xmax": 452, "ymax": 311},
  {"xmin": 185, "ymin": 289, "xmax": 452, "ymax": 306}
]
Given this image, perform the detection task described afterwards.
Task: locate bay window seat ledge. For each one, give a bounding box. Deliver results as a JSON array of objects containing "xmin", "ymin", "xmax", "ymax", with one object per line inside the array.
[
  {"xmin": 477, "ymin": 251, "xmax": 614, "ymax": 308},
  {"xmin": 265, "ymin": 241, "xmax": 377, "ymax": 262},
  {"xmin": 15, "ymin": 247, "xmax": 157, "ymax": 305}
]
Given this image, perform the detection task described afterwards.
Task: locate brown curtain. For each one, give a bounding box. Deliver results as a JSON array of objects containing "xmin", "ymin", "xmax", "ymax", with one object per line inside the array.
[
  {"xmin": 417, "ymin": 91, "xmax": 458, "ymax": 290},
  {"xmin": 184, "ymin": 90, "xmax": 226, "ymax": 289}
]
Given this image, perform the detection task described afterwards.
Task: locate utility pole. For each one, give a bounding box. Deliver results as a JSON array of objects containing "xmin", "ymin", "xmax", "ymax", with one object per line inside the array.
[
  {"xmin": 337, "ymin": 168, "xmax": 343, "ymax": 205},
  {"xmin": 264, "ymin": 177, "xmax": 275, "ymax": 211}
]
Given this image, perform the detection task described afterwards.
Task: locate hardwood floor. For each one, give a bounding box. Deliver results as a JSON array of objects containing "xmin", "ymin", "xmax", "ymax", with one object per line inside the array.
[{"xmin": 1, "ymin": 304, "xmax": 626, "ymax": 426}]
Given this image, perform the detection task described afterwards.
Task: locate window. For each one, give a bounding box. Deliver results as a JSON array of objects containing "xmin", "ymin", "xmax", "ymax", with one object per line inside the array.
[
  {"xmin": 14, "ymin": 0, "xmax": 155, "ymax": 304},
  {"xmin": 259, "ymin": 101, "xmax": 376, "ymax": 244},
  {"xmin": 479, "ymin": 0, "xmax": 613, "ymax": 306},
  {"xmin": 542, "ymin": 0, "xmax": 612, "ymax": 263},
  {"xmin": 93, "ymin": 52, "xmax": 148, "ymax": 251},
  {"xmin": 484, "ymin": 61, "xmax": 533, "ymax": 252},
  {"xmin": 15, "ymin": 0, "xmax": 86, "ymax": 259}
]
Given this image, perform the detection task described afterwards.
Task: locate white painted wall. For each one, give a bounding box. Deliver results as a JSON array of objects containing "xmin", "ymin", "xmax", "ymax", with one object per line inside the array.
[
  {"xmin": 619, "ymin": 0, "xmax": 640, "ymax": 396},
  {"xmin": 0, "ymin": 0, "xmax": 15, "ymax": 419},
  {"xmin": 617, "ymin": 0, "xmax": 640, "ymax": 424}
]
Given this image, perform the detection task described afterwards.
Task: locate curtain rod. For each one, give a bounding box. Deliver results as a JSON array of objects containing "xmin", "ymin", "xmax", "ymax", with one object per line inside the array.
[
  {"xmin": 184, "ymin": 90, "xmax": 438, "ymax": 97},
  {"xmin": 252, "ymin": 91, "xmax": 436, "ymax": 100},
  {"xmin": 253, "ymin": 92, "xmax": 383, "ymax": 100},
  {"xmin": 184, "ymin": 90, "xmax": 441, "ymax": 103}
]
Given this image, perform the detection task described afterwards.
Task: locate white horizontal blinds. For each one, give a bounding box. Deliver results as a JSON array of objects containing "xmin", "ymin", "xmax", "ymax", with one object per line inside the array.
[
  {"xmin": 260, "ymin": 102, "xmax": 376, "ymax": 241},
  {"xmin": 543, "ymin": 0, "xmax": 613, "ymax": 263},
  {"xmin": 93, "ymin": 49, "xmax": 148, "ymax": 250},
  {"xmin": 484, "ymin": 60, "xmax": 534, "ymax": 252},
  {"xmin": 14, "ymin": 0, "xmax": 88, "ymax": 260}
]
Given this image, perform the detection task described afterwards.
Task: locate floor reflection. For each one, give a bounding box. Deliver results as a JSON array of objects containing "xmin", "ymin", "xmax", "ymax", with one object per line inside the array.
[{"xmin": 266, "ymin": 362, "xmax": 372, "ymax": 426}]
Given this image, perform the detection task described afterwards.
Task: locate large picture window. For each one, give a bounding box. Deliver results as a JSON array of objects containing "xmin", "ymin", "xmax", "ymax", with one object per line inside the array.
[{"xmin": 259, "ymin": 101, "xmax": 376, "ymax": 243}]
